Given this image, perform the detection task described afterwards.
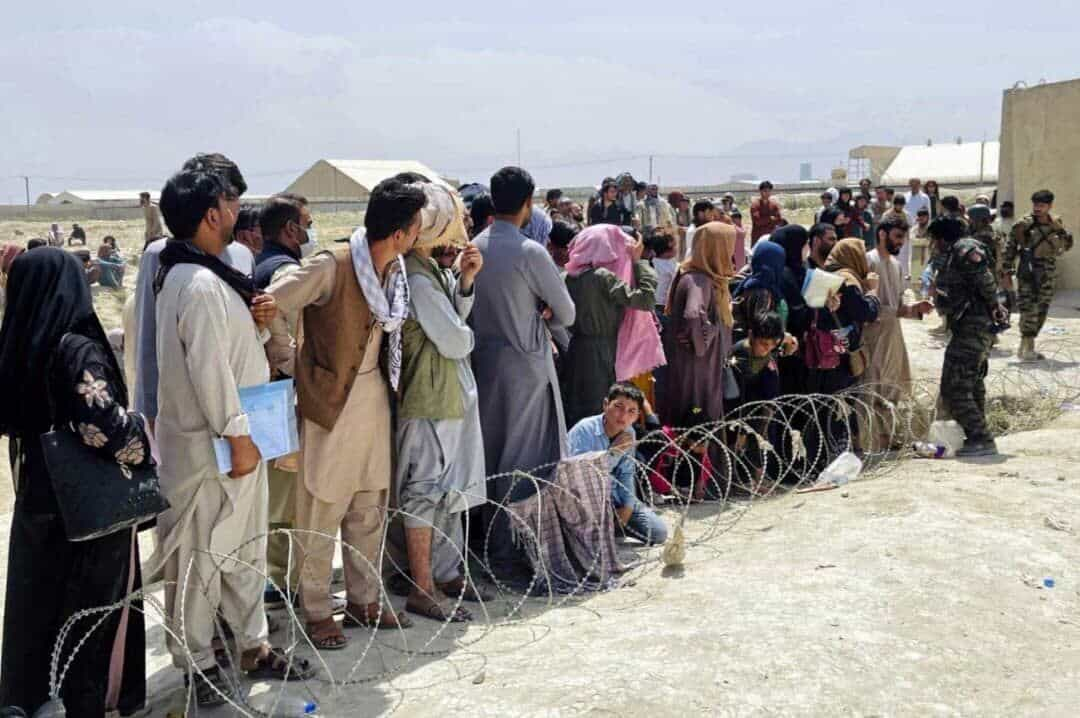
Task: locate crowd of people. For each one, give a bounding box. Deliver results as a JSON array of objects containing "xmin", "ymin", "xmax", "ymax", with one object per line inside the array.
[{"xmin": 0, "ymin": 153, "xmax": 1072, "ymax": 716}]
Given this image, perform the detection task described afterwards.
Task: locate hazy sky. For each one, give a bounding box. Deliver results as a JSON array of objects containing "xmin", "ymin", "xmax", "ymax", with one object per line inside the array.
[{"xmin": 2, "ymin": 0, "xmax": 1076, "ymax": 201}]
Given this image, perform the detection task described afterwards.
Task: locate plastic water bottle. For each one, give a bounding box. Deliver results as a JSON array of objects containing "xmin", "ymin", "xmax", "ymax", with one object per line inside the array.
[
  {"xmin": 816, "ymin": 451, "xmax": 863, "ymax": 486},
  {"xmin": 248, "ymin": 694, "xmax": 318, "ymax": 717},
  {"xmin": 913, "ymin": 441, "xmax": 948, "ymax": 459}
]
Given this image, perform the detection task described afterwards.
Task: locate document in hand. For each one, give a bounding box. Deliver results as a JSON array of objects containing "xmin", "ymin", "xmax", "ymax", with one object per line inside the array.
[
  {"xmin": 213, "ymin": 380, "xmax": 299, "ymax": 474},
  {"xmin": 801, "ymin": 268, "xmax": 846, "ymax": 308}
]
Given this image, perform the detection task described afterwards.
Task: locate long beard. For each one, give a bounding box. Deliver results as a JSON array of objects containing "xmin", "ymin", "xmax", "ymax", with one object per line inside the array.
[{"xmin": 886, "ymin": 243, "xmax": 902, "ymax": 256}]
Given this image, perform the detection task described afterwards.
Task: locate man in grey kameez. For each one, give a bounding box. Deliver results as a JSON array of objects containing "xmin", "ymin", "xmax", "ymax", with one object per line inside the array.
[
  {"xmin": 468, "ymin": 167, "xmax": 575, "ymax": 581},
  {"xmin": 392, "ymin": 184, "xmax": 489, "ymax": 620}
]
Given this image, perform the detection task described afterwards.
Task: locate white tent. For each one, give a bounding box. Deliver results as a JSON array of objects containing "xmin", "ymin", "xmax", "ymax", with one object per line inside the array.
[
  {"xmin": 881, "ymin": 142, "xmax": 999, "ymax": 186},
  {"xmin": 284, "ymin": 160, "xmax": 448, "ymax": 202}
]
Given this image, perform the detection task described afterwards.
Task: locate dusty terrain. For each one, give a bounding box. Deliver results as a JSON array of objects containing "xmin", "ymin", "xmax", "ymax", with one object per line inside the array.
[{"xmin": 2, "ymin": 216, "xmax": 1080, "ymax": 716}]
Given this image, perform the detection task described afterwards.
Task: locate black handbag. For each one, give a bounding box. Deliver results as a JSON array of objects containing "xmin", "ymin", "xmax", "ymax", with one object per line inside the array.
[{"xmin": 39, "ymin": 340, "xmax": 170, "ymax": 542}]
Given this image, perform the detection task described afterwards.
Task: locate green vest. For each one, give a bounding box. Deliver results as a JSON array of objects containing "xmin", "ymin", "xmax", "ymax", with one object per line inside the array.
[{"xmin": 397, "ymin": 255, "xmax": 464, "ymax": 421}]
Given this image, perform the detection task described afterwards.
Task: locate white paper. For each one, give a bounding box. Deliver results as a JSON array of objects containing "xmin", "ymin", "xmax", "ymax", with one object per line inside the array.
[
  {"xmin": 801, "ymin": 268, "xmax": 846, "ymax": 308},
  {"xmin": 213, "ymin": 380, "xmax": 299, "ymax": 474}
]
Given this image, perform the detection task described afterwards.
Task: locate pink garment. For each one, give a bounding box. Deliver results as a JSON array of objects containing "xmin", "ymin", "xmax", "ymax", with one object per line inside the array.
[
  {"xmin": 565, "ymin": 225, "xmax": 666, "ymax": 381},
  {"xmin": 733, "ymin": 226, "xmax": 747, "ymax": 269},
  {"xmin": 0, "ymin": 243, "xmax": 22, "ymax": 273}
]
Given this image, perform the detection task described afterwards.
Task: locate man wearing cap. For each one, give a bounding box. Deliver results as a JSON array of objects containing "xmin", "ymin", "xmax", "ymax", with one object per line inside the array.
[
  {"xmin": 634, "ymin": 183, "xmax": 677, "ymax": 245},
  {"xmin": 393, "ymin": 184, "xmax": 490, "ymax": 622},
  {"xmin": 750, "ymin": 181, "xmax": 783, "ymax": 244},
  {"xmin": 1002, "ymin": 190, "xmax": 1074, "ymax": 361},
  {"xmin": 720, "ymin": 192, "xmax": 737, "ymax": 217}
]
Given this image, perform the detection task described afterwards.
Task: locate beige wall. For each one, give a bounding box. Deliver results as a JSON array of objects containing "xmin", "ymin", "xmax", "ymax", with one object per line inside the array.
[{"xmin": 998, "ymin": 78, "xmax": 1080, "ymax": 289}]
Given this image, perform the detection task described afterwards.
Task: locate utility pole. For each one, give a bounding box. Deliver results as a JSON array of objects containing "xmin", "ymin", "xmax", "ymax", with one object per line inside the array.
[
  {"xmin": 516, "ymin": 129, "xmax": 521, "ymax": 167},
  {"xmin": 648, "ymin": 155, "xmax": 654, "ymax": 183},
  {"xmin": 21, "ymin": 175, "xmax": 30, "ymax": 209}
]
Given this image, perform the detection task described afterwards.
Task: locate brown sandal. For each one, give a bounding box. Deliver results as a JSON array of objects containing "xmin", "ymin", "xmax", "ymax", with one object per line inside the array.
[
  {"xmin": 305, "ymin": 616, "xmax": 348, "ymax": 651},
  {"xmin": 436, "ymin": 578, "xmax": 492, "ymax": 603},
  {"xmin": 342, "ymin": 602, "xmax": 413, "ymax": 629}
]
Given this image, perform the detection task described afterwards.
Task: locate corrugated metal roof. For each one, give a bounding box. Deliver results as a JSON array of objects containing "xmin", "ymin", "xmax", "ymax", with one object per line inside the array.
[
  {"xmin": 881, "ymin": 142, "xmax": 998, "ymax": 185},
  {"xmin": 323, "ymin": 159, "xmax": 447, "ymax": 191},
  {"xmin": 50, "ymin": 189, "xmax": 160, "ymax": 203}
]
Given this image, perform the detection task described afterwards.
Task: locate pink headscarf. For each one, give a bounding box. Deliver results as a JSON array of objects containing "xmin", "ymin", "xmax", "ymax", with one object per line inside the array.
[
  {"xmin": 1, "ymin": 243, "xmax": 23, "ymax": 274},
  {"xmin": 565, "ymin": 225, "xmax": 666, "ymax": 381}
]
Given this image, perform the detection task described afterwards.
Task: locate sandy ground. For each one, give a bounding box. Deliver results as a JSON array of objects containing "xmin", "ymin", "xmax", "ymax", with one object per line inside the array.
[{"xmin": 2, "ymin": 213, "xmax": 1080, "ymax": 716}]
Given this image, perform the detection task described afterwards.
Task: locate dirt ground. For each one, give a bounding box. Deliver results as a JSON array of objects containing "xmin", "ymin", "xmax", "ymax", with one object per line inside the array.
[{"xmin": 2, "ymin": 214, "xmax": 1080, "ymax": 716}]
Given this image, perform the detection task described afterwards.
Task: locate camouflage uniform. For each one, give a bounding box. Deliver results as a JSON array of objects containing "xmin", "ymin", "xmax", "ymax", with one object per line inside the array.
[
  {"xmin": 935, "ymin": 237, "xmax": 999, "ymax": 445},
  {"xmin": 1003, "ymin": 214, "xmax": 1073, "ymax": 338}
]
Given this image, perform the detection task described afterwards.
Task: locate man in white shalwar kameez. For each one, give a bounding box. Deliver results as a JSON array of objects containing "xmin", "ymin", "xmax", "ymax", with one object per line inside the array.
[
  {"xmin": 151, "ymin": 167, "xmax": 309, "ymax": 705},
  {"xmin": 862, "ymin": 216, "xmax": 933, "ymax": 451}
]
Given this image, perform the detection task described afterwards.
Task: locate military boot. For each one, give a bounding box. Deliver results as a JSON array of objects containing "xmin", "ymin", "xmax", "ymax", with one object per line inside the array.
[{"xmin": 956, "ymin": 438, "xmax": 998, "ymax": 458}]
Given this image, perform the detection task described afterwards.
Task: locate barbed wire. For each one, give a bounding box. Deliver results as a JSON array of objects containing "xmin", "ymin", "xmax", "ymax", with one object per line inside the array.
[{"xmin": 40, "ymin": 335, "xmax": 1080, "ymax": 716}]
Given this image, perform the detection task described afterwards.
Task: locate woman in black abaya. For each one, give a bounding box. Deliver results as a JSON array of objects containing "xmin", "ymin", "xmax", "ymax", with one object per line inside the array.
[{"xmin": 0, "ymin": 248, "xmax": 151, "ymax": 717}]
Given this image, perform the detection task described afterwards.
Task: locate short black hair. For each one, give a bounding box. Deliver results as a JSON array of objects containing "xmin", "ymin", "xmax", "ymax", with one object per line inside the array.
[
  {"xmin": 469, "ymin": 194, "xmax": 496, "ymax": 233},
  {"xmin": 692, "ymin": 199, "xmax": 714, "ymax": 217},
  {"xmin": 139, "ymin": 191, "xmax": 151, "ymax": 200},
  {"xmin": 1032, "ymin": 189, "xmax": 1055, "ymax": 204},
  {"xmin": 271, "ymin": 191, "xmax": 308, "ymax": 206},
  {"xmin": 892, "ymin": 194, "xmax": 906, "ymax": 205},
  {"xmin": 838, "ymin": 187, "xmax": 852, "ymax": 197},
  {"xmin": 601, "ymin": 179, "xmax": 618, "ymax": 193},
  {"xmin": 758, "ymin": 180, "xmax": 774, "ymax": 191},
  {"xmin": 605, "ymin": 382, "xmax": 645, "ymax": 413},
  {"xmin": 929, "ymin": 216, "xmax": 965, "ymax": 244},
  {"xmin": 818, "ymin": 208, "xmax": 844, "ymax": 226},
  {"xmin": 876, "ymin": 216, "xmax": 909, "ymax": 240},
  {"xmin": 748, "ymin": 311, "xmax": 784, "ymax": 342},
  {"xmin": 181, "ymin": 153, "xmax": 247, "ymax": 197},
  {"xmin": 885, "ymin": 188, "xmax": 895, "ymax": 198},
  {"xmin": 393, "ymin": 171, "xmax": 430, "ymax": 184},
  {"xmin": 809, "ymin": 222, "xmax": 836, "ymax": 242},
  {"xmin": 941, "ymin": 195, "xmax": 961, "ymax": 212},
  {"xmin": 159, "ymin": 168, "xmax": 231, "ymax": 240},
  {"xmin": 634, "ymin": 181, "xmax": 647, "ymax": 192},
  {"xmin": 1001, "ymin": 200, "xmax": 1015, "ymax": 208},
  {"xmin": 730, "ymin": 209, "xmax": 742, "ymax": 220},
  {"xmin": 364, "ymin": 178, "xmax": 427, "ymax": 242},
  {"xmin": 917, "ymin": 208, "xmax": 930, "ymax": 216},
  {"xmin": 490, "ymin": 166, "xmax": 535, "ymax": 215},
  {"xmin": 545, "ymin": 188, "xmax": 563, "ymax": 204},
  {"xmin": 27, "ymin": 238, "xmax": 47, "ymax": 250},
  {"xmin": 549, "ymin": 220, "xmax": 578, "ymax": 249},
  {"xmin": 259, "ymin": 196, "xmax": 303, "ymax": 243},
  {"xmin": 102, "ymin": 235, "xmax": 117, "ymax": 247},
  {"xmin": 874, "ymin": 185, "xmax": 887, "ymax": 192},
  {"xmin": 235, "ymin": 204, "xmax": 261, "ymax": 232}
]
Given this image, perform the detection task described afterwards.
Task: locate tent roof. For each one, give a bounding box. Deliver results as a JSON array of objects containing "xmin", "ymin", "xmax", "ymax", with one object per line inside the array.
[
  {"xmin": 51, "ymin": 189, "xmax": 160, "ymax": 202},
  {"xmin": 319, "ymin": 159, "xmax": 447, "ymax": 191},
  {"xmin": 881, "ymin": 142, "xmax": 999, "ymax": 185}
]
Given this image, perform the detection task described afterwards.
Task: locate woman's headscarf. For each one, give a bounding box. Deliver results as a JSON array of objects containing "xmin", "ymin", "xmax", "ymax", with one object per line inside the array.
[
  {"xmin": 733, "ymin": 240, "xmax": 785, "ymax": 301},
  {"xmin": 523, "ymin": 206, "xmax": 553, "ymax": 246},
  {"xmin": 670, "ymin": 221, "xmax": 736, "ymax": 328},
  {"xmin": 824, "ymin": 238, "xmax": 872, "ymax": 291},
  {"xmin": 564, "ymin": 225, "xmax": 666, "ymax": 380},
  {"xmin": 0, "ymin": 248, "xmax": 120, "ymax": 438},
  {"xmin": 1, "ymin": 243, "xmax": 23, "ymax": 274},
  {"xmin": 769, "ymin": 224, "xmax": 809, "ymax": 275}
]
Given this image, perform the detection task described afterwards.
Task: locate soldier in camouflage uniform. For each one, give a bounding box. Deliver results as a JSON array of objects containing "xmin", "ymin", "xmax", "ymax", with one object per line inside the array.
[
  {"xmin": 933, "ymin": 217, "xmax": 1007, "ymax": 457},
  {"xmin": 968, "ymin": 205, "xmax": 1001, "ymax": 345},
  {"xmin": 1002, "ymin": 190, "xmax": 1074, "ymax": 361}
]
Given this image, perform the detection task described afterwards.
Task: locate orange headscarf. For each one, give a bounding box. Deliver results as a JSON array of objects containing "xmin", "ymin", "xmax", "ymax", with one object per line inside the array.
[
  {"xmin": 824, "ymin": 238, "xmax": 871, "ymax": 291},
  {"xmin": 668, "ymin": 221, "xmax": 736, "ymax": 327}
]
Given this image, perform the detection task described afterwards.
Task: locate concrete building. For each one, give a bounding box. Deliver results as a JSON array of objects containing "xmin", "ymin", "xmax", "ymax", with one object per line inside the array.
[
  {"xmin": 284, "ymin": 159, "xmax": 449, "ymax": 203},
  {"xmin": 999, "ymin": 77, "xmax": 1080, "ymax": 290}
]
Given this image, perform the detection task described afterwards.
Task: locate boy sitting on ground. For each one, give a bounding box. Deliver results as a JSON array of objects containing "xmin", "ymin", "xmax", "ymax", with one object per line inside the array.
[{"xmin": 567, "ymin": 383, "xmax": 669, "ymax": 545}]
